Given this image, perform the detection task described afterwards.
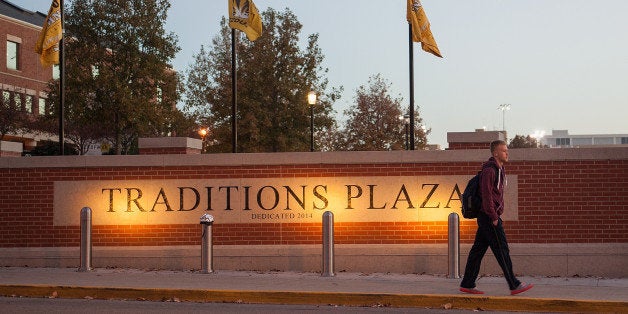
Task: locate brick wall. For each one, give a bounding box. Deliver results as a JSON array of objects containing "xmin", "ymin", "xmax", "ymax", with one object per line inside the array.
[
  {"xmin": 0, "ymin": 151, "xmax": 21, "ymax": 157},
  {"xmin": 1, "ymin": 148, "xmax": 626, "ymax": 249}
]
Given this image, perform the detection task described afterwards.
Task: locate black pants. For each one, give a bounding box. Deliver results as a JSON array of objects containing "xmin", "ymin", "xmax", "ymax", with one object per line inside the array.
[{"xmin": 460, "ymin": 213, "xmax": 521, "ymax": 290}]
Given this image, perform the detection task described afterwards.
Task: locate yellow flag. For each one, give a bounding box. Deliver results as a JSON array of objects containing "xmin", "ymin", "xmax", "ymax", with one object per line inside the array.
[
  {"xmin": 229, "ymin": 0, "xmax": 263, "ymax": 41},
  {"xmin": 407, "ymin": 0, "xmax": 442, "ymax": 58},
  {"xmin": 35, "ymin": 0, "xmax": 63, "ymax": 67}
]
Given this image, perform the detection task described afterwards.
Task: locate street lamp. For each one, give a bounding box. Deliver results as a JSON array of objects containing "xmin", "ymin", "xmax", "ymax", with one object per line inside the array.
[
  {"xmin": 198, "ymin": 127, "xmax": 209, "ymax": 153},
  {"xmin": 498, "ymin": 104, "xmax": 511, "ymax": 132},
  {"xmin": 307, "ymin": 90, "xmax": 317, "ymax": 152}
]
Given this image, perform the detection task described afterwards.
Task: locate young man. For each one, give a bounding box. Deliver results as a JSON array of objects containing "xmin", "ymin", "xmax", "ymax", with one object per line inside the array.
[{"xmin": 460, "ymin": 140, "xmax": 533, "ymax": 295}]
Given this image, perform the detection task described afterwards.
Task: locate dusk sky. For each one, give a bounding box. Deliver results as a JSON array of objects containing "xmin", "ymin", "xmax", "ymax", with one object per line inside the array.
[{"xmin": 19, "ymin": 0, "xmax": 628, "ymax": 147}]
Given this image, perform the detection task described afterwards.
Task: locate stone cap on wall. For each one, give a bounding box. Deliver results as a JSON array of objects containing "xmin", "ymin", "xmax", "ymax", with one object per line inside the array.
[
  {"xmin": 138, "ymin": 137, "xmax": 202, "ymax": 150},
  {"xmin": 1, "ymin": 146, "xmax": 627, "ymax": 168},
  {"xmin": 447, "ymin": 130, "xmax": 506, "ymax": 143},
  {"xmin": 0, "ymin": 141, "xmax": 23, "ymax": 157},
  {"xmin": 138, "ymin": 137, "xmax": 202, "ymax": 155}
]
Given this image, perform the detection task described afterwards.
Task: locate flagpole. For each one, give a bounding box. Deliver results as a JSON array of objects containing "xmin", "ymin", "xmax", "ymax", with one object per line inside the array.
[
  {"xmin": 58, "ymin": 0, "xmax": 65, "ymax": 155},
  {"xmin": 408, "ymin": 22, "xmax": 415, "ymax": 151},
  {"xmin": 231, "ymin": 29, "xmax": 238, "ymax": 154}
]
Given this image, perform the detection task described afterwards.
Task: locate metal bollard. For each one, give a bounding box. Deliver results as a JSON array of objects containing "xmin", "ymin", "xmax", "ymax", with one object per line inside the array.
[
  {"xmin": 322, "ymin": 211, "xmax": 335, "ymax": 277},
  {"xmin": 447, "ymin": 212, "xmax": 460, "ymax": 279},
  {"xmin": 200, "ymin": 214, "xmax": 214, "ymax": 274},
  {"xmin": 78, "ymin": 207, "xmax": 92, "ymax": 272}
]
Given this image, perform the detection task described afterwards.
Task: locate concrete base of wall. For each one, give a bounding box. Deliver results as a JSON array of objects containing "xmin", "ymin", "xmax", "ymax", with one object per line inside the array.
[{"xmin": 1, "ymin": 243, "xmax": 626, "ymax": 278}]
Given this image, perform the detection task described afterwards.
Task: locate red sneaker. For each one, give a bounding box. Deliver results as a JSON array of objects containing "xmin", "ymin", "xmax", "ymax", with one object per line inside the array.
[
  {"xmin": 460, "ymin": 287, "xmax": 484, "ymax": 294},
  {"xmin": 511, "ymin": 283, "xmax": 534, "ymax": 295}
]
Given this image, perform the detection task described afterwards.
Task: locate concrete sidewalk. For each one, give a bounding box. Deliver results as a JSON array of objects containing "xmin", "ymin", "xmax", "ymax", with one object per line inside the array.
[{"xmin": 0, "ymin": 267, "xmax": 626, "ymax": 313}]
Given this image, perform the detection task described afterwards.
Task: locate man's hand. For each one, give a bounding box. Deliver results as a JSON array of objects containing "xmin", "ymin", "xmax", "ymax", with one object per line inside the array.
[{"xmin": 493, "ymin": 220, "xmax": 499, "ymax": 226}]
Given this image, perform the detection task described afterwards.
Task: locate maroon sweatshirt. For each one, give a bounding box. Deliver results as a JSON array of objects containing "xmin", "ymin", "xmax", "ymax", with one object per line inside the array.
[{"xmin": 480, "ymin": 157, "xmax": 505, "ymax": 222}]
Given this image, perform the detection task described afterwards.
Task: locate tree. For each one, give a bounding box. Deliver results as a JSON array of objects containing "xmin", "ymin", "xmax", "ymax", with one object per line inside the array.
[
  {"xmin": 0, "ymin": 92, "xmax": 30, "ymax": 153},
  {"xmin": 509, "ymin": 135, "xmax": 539, "ymax": 148},
  {"xmin": 315, "ymin": 119, "xmax": 345, "ymax": 152},
  {"xmin": 342, "ymin": 74, "xmax": 429, "ymax": 151},
  {"xmin": 45, "ymin": 0, "xmax": 182, "ymax": 154},
  {"xmin": 38, "ymin": 75, "xmax": 106, "ymax": 155},
  {"xmin": 184, "ymin": 9, "xmax": 340, "ymax": 153}
]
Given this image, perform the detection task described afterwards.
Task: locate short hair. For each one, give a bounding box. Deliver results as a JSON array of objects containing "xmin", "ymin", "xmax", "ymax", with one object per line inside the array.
[{"xmin": 490, "ymin": 140, "xmax": 507, "ymax": 153}]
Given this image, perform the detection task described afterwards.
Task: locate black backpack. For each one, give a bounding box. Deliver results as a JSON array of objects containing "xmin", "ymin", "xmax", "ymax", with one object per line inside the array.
[{"xmin": 461, "ymin": 165, "xmax": 498, "ymax": 219}]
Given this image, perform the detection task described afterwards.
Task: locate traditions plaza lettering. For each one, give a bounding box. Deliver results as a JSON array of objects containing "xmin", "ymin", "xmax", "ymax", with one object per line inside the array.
[
  {"xmin": 53, "ymin": 176, "xmax": 518, "ymax": 225},
  {"xmin": 100, "ymin": 183, "xmax": 460, "ymax": 212}
]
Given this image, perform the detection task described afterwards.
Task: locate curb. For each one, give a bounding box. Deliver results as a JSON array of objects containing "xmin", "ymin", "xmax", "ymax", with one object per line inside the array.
[{"xmin": 0, "ymin": 285, "xmax": 626, "ymax": 313}]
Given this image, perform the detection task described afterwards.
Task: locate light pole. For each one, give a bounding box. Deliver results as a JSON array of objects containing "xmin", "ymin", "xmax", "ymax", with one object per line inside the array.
[
  {"xmin": 307, "ymin": 90, "xmax": 317, "ymax": 152},
  {"xmin": 198, "ymin": 128, "xmax": 208, "ymax": 153},
  {"xmin": 498, "ymin": 104, "xmax": 511, "ymax": 132},
  {"xmin": 399, "ymin": 114, "xmax": 410, "ymax": 150}
]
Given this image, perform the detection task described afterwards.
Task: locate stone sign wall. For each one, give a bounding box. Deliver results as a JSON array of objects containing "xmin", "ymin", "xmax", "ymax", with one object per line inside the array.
[{"xmin": 1, "ymin": 147, "xmax": 626, "ymax": 276}]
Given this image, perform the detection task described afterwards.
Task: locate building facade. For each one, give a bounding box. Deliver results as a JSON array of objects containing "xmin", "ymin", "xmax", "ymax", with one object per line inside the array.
[
  {"xmin": 541, "ymin": 130, "xmax": 628, "ymax": 148},
  {"xmin": 1, "ymin": 0, "xmax": 55, "ymax": 152}
]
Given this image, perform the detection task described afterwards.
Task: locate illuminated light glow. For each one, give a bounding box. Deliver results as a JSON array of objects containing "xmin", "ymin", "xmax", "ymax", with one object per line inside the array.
[{"xmin": 53, "ymin": 176, "xmax": 518, "ymax": 226}]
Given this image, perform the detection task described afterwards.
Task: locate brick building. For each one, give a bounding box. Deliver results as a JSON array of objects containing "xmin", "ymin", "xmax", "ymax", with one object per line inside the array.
[
  {"xmin": 447, "ymin": 129, "xmax": 507, "ymax": 150},
  {"xmin": 1, "ymin": 0, "xmax": 55, "ymax": 153}
]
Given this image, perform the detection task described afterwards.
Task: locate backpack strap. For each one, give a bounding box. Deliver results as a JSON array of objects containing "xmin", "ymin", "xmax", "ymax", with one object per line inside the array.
[{"xmin": 494, "ymin": 164, "xmax": 504, "ymax": 212}]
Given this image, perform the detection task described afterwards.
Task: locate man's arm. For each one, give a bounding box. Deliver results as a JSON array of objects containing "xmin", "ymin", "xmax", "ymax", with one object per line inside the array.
[{"xmin": 480, "ymin": 167, "xmax": 499, "ymax": 225}]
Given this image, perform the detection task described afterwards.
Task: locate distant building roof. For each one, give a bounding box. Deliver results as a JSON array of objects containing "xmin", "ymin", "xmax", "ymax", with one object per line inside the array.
[
  {"xmin": 446, "ymin": 129, "xmax": 507, "ymax": 150},
  {"xmin": 541, "ymin": 129, "xmax": 628, "ymax": 148},
  {"xmin": 0, "ymin": 0, "xmax": 46, "ymax": 27}
]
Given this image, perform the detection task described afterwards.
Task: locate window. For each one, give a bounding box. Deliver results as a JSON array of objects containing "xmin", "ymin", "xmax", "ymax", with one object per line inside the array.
[
  {"xmin": 38, "ymin": 98, "xmax": 46, "ymax": 115},
  {"xmin": 53, "ymin": 64, "xmax": 60, "ymax": 80},
  {"xmin": 6, "ymin": 41, "xmax": 19, "ymax": 70},
  {"xmin": 14, "ymin": 93, "xmax": 21, "ymax": 110},
  {"xmin": 556, "ymin": 138, "xmax": 570, "ymax": 146},
  {"xmin": 621, "ymin": 137, "xmax": 628, "ymax": 144},
  {"xmin": 156, "ymin": 86, "xmax": 163, "ymax": 103},
  {"xmin": 25, "ymin": 95, "xmax": 33, "ymax": 113},
  {"xmin": 2, "ymin": 91, "xmax": 10, "ymax": 105},
  {"xmin": 572, "ymin": 138, "xmax": 592, "ymax": 146},
  {"xmin": 91, "ymin": 65, "xmax": 99, "ymax": 77},
  {"xmin": 593, "ymin": 137, "xmax": 613, "ymax": 145}
]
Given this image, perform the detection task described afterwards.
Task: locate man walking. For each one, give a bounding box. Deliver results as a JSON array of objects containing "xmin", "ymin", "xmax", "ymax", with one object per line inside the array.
[{"xmin": 460, "ymin": 140, "xmax": 533, "ymax": 295}]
